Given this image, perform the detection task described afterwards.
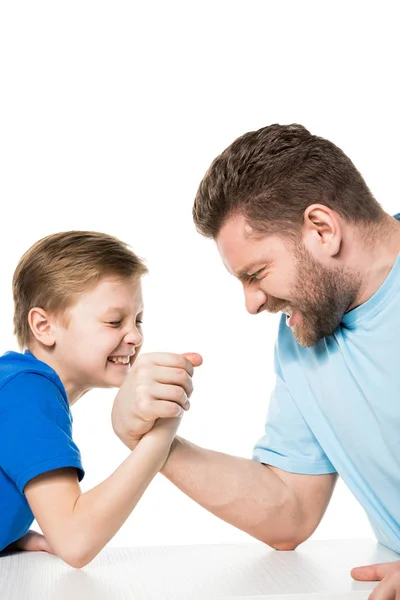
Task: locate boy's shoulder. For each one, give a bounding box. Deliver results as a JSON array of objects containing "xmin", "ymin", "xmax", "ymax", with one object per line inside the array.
[{"xmin": 0, "ymin": 351, "xmax": 62, "ymax": 393}]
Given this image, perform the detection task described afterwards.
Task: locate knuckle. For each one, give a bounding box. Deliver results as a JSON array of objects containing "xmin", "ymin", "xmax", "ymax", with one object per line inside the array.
[
  {"xmin": 137, "ymin": 393, "xmax": 151, "ymax": 413},
  {"xmin": 175, "ymin": 356, "xmax": 187, "ymax": 370},
  {"xmin": 167, "ymin": 402, "xmax": 180, "ymax": 417},
  {"xmin": 173, "ymin": 386, "xmax": 185, "ymax": 402},
  {"xmin": 391, "ymin": 570, "xmax": 400, "ymax": 582},
  {"xmin": 135, "ymin": 383, "xmax": 149, "ymax": 398},
  {"xmin": 135, "ymin": 363, "xmax": 148, "ymax": 379}
]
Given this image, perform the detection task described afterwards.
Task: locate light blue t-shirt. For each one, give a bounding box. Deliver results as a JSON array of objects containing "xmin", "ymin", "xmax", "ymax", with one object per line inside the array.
[{"xmin": 253, "ymin": 229, "xmax": 400, "ymax": 553}]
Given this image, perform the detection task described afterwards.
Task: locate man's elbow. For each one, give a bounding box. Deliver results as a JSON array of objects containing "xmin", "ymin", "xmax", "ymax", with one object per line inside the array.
[
  {"xmin": 254, "ymin": 522, "xmax": 311, "ymax": 552},
  {"xmin": 269, "ymin": 539, "xmax": 301, "ymax": 551}
]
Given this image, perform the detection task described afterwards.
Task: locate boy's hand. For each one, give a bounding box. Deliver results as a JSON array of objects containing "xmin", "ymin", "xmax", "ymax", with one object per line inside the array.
[
  {"xmin": 5, "ymin": 530, "xmax": 55, "ymax": 555},
  {"xmin": 111, "ymin": 352, "xmax": 202, "ymax": 450}
]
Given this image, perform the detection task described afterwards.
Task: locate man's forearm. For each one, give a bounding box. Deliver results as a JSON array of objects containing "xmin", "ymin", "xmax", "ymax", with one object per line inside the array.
[{"xmin": 161, "ymin": 437, "xmax": 303, "ymax": 550}]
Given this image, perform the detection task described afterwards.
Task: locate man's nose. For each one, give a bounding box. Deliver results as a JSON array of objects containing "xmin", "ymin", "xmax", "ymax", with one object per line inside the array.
[{"xmin": 244, "ymin": 286, "xmax": 267, "ymax": 315}]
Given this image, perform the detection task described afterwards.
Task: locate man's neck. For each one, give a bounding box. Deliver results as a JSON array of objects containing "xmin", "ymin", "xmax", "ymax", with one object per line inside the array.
[{"xmin": 347, "ymin": 215, "xmax": 400, "ymax": 311}]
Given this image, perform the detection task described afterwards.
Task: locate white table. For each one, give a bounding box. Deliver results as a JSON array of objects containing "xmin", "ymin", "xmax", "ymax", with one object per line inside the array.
[{"xmin": 0, "ymin": 539, "xmax": 398, "ymax": 599}]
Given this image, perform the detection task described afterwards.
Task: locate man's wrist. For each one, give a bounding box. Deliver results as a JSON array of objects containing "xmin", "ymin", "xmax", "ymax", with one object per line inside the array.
[{"xmin": 160, "ymin": 435, "xmax": 184, "ymax": 475}]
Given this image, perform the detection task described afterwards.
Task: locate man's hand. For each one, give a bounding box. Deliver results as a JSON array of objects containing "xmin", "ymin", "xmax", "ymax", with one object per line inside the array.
[
  {"xmin": 112, "ymin": 352, "xmax": 203, "ymax": 450},
  {"xmin": 5, "ymin": 530, "xmax": 55, "ymax": 555},
  {"xmin": 351, "ymin": 560, "xmax": 400, "ymax": 599}
]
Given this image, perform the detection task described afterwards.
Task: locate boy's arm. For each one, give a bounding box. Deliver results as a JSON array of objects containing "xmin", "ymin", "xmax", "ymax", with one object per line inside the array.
[
  {"xmin": 161, "ymin": 436, "xmax": 337, "ymax": 550},
  {"xmin": 24, "ymin": 418, "xmax": 179, "ymax": 568}
]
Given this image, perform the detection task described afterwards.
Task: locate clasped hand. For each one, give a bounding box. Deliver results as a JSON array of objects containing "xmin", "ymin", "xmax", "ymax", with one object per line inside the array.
[{"xmin": 111, "ymin": 351, "xmax": 203, "ymax": 449}]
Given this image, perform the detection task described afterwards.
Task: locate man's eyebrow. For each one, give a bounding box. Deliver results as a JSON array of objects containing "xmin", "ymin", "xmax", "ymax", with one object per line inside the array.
[
  {"xmin": 235, "ymin": 267, "xmax": 256, "ymax": 282},
  {"xmin": 235, "ymin": 262, "xmax": 271, "ymax": 281}
]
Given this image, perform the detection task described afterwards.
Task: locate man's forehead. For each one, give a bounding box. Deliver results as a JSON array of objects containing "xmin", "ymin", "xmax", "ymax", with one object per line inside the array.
[{"xmin": 216, "ymin": 215, "xmax": 272, "ymax": 274}]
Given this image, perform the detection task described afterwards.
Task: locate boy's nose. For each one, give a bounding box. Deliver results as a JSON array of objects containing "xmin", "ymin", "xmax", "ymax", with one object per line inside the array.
[{"xmin": 124, "ymin": 326, "xmax": 143, "ymax": 347}]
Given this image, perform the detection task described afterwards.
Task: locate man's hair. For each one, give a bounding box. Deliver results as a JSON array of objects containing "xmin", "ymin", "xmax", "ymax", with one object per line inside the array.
[
  {"xmin": 13, "ymin": 231, "xmax": 148, "ymax": 349},
  {"xmin": 193, "ymin": 123, "xmax": 384, "ymax": 238}
]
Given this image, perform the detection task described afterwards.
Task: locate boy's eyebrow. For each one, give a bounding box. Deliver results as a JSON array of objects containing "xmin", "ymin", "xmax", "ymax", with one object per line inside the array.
[{"xmin": 103, "ymin": 306, "xmax": 144, "ymax": 314}]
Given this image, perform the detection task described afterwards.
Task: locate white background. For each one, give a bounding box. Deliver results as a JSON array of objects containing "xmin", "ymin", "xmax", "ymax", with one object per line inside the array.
[{"xmin": 0, "ymin": 1, "xmax": 398, "ymax": 547}]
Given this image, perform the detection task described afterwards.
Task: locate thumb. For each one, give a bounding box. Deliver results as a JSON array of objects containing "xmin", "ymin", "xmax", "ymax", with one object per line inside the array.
[
  {"xmin": 182, "ymin": 352, "xmax": 203, "ymax": 367},
  {"xmin": 351, "ymin": 561, "xmax": 400, "ymax": 581}
]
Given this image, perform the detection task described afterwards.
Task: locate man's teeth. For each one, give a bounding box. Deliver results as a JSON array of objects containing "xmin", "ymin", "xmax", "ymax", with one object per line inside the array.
[{"xmin": 109, "ymin": 356, "xmax": 130, "ymax": 364}]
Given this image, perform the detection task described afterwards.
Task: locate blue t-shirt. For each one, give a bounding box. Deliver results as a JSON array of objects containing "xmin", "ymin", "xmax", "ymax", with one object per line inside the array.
[
  {"xmin": 253, "ymin": 216, "xmax": 400, "ymax": 553},
  {"xmin": 0, "ymin": 351, "xmax": 84, "ymax": 551}
]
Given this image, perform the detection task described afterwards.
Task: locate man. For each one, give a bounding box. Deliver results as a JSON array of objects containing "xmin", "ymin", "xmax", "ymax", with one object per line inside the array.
[{"xmin": 113, "ymin": 124, "xmax": 400, "ymax": 599}]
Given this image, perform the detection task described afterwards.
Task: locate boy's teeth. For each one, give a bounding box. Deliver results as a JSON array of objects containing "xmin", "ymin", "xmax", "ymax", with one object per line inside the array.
[{"xmin": 109, "ymin": 356, "xmax": 130, "ymax": 364}]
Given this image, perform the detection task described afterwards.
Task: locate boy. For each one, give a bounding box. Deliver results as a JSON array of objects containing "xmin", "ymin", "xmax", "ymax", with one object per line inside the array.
[{"xmin": 0, "ymin": 231, "xmax": 200, "ymax": 567}]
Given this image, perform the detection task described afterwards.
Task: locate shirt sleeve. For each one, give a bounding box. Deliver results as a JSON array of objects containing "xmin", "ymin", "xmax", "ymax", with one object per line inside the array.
[
  {"xmin": 252, "ymin": 347, "xmax": 336, "ymax": 475},
  {"xmin": 0, "ymin": 372, "xmax": 84, "ymax": 492}
]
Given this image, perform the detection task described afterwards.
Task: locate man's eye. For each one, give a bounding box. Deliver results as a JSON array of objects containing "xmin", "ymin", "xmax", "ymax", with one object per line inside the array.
[
  {"xmin": 136, "ymin": 319, "xmax": 143, "ymax": 326},
  {"xmin": 248, "ymin": 271, "xmax": 260, "ymax": 282}
]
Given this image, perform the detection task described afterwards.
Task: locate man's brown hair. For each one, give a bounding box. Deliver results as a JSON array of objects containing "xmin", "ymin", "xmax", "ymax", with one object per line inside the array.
[
  {"xmin": 193, "ymin": 123, "xmax": 384, "ymax": 238},
  {"xmin": 13, "ymin": 231, "xmax": 148, "ymax": 349}
]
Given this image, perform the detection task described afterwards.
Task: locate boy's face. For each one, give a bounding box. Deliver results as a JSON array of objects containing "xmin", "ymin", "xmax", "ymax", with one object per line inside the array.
[{"xmin": 51, "ymin": 276, "xmax": 144, "ymax": 399}]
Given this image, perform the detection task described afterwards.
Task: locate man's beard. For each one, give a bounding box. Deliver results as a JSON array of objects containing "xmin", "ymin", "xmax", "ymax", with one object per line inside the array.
[{"xmin": 267, "ymin": 245, "xmax": 363, "ymax": 347}]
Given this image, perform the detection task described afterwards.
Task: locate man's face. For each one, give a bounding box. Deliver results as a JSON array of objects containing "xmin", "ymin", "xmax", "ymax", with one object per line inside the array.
[
  {"xmin": 51, "ymin": 276, "xmax": 144, "ymax": 396},
  {"xmin": 216, "ymin": 215, "xmax": 361, "ymax": 347}
]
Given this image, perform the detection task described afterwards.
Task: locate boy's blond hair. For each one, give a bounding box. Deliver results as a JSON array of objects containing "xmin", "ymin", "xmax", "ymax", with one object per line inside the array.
[{"xmin": 13, "ymin": 231, "xmax": 148, "ymax": 349}]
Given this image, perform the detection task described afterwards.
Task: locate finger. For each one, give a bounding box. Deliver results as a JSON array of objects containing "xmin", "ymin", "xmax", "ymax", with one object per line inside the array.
[
  {"xmin": 182, "ymin": 352, "xmax": 203, "ymax": 368},
  {"xmin": 138, "ymin": 353, "xmax": 198, "ymax": 377},
  {"xmin": 139, "ymin": 398, "xmax": 185, "ymax": 420},
  {"xmin": 148, "ymin": 383, "xmax": 189, "ymax": 408},
  {"xmin": 16, "ymin": 531, "xmax": 54, "ymax": 553},
  {"xmin": 153, "ymin": 366, "xmax": 194, "ymax": 397},
  {"xmin": 367, "ymin": 571, "xmax": 400, "ymax": 600},
  {"xmin": 351, "ymin": 562, "xmax": 399, "ymax": 581}
]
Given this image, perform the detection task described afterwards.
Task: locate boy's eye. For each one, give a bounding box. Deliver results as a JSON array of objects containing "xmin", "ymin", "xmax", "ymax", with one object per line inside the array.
[{"xmin": 107, "ymin": 319, "xmax": 143, "ymax": 327}]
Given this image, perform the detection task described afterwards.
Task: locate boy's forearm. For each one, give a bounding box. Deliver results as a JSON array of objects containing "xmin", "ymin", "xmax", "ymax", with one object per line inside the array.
[
  {"xmin": 161, "ymin": 436, "xmax": 302, "ymax": 550},
  {"xmin": 65, "ymin": 433, "xmax": 172, "ymax": 566}
]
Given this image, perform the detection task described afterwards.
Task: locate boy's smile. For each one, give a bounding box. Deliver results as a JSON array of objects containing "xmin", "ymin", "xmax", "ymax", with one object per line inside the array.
[{"xmin": 29, "ymin": 275, "xmax": 144, "ymax": 403}]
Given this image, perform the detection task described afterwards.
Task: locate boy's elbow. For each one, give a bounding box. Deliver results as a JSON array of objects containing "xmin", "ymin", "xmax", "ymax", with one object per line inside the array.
[
  {"xmin": 63, "ymin": 553, "xmax": 91, "ymax": 569},
  {"xmin": 57, "ymin": 540, "xmax": 99, "ymax": 569}
]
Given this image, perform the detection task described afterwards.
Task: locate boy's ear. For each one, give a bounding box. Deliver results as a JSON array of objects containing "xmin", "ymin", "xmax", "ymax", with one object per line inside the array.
[{"xmin": 28, "ymin": 307, "xmax": 56, "ymax": 347}]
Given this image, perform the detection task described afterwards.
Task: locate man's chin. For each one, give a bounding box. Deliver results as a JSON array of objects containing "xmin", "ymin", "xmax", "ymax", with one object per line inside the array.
[
  {"xmin": 290, "ymin": 321, "xmax": 321, "ymax": 348},
  {"xmin": 292, "ymin": 330, "xmax": 317, "ymax": 348},
  {"xmin": 291, "ymin": 320, "xmax": 341, "ymax": 348}
]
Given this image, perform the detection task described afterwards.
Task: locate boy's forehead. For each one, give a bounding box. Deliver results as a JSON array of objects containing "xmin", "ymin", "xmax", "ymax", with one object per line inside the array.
[{"xmin": 79, "ymin": 276, "xmax": 143, "ymax": 308}]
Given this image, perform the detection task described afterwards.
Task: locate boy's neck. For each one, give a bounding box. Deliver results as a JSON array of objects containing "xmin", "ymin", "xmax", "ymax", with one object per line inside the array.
[{"xmin": 27, "ymin": 344, "xmax": 88, "ymax": 405}]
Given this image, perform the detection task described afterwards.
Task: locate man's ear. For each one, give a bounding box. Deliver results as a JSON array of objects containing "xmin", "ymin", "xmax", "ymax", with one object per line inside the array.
[
  {"xmin": 28, "ymin": 307, "xmax": 56, "ymax": 347},
  {"xmin": 302, "ymin": 204, "xmax": 342, "ymax": 258}
]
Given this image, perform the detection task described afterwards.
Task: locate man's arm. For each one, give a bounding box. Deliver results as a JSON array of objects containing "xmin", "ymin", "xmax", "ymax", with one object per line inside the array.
[{"xmin": 162, "ymin": 436, "xmax": 337, "ymax": 550}]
